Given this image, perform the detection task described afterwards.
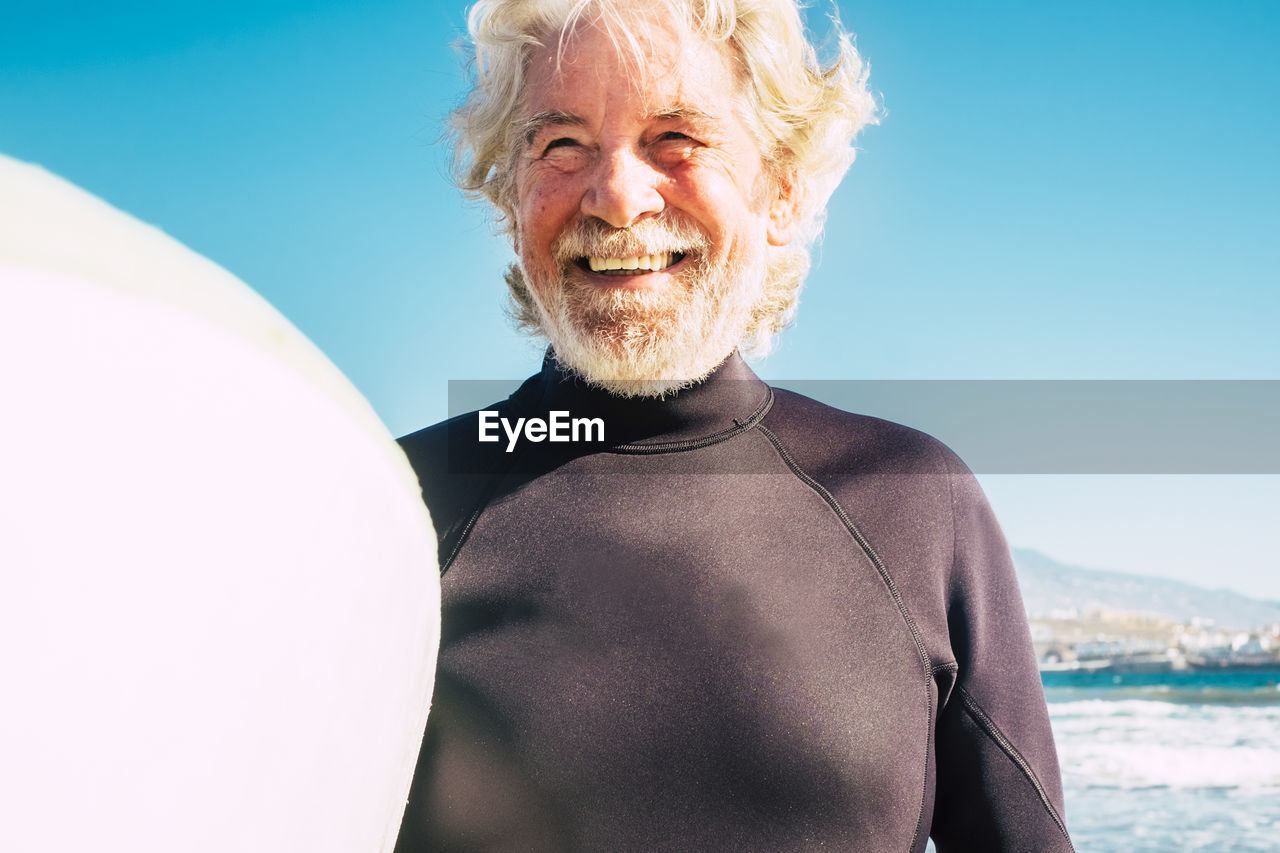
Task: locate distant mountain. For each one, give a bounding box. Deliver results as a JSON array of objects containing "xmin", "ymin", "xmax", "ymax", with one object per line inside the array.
[{"xmin": 1011, "ymin": 548, "xmax": 1280, "ymax": 630}]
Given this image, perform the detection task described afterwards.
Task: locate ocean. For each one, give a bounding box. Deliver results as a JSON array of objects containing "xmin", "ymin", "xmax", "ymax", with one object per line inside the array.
[
  {"xmin": 922, "ymin": 669, "xmax": 1280, "ymax": 852},
  {"xmin": 1045, "ymin": 669, "xmax": 1280, "ymax": 852}
]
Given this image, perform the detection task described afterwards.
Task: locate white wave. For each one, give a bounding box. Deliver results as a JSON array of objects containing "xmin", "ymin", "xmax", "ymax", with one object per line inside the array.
[
  {"xmin": 1049, "ymin": 698, "xmax": 1190, "ymax": 719},
  {"xmin": 1062, "ymin": 742, "xmax": 1280, "ymax": 789},
  {"xmin": 1048, "ymin": 699, "xmax": 1280, "ymax": 790}
]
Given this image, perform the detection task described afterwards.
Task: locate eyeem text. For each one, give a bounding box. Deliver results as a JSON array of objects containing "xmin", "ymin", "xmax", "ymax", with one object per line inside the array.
[{"xmin": 478, "ymin": 410, "xmax": 605, "ymax": 453}]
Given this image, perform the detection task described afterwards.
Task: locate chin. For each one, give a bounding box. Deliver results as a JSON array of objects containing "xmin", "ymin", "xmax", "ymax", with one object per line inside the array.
[
  {"xmin": 574, "ymin": 374, "xmax": 704, "ymax": 399},
  {"xmin": 524, "ymin": 237, "xmax": 768, "ymax": 398},
  {"xmin": 547, "ymin": 326, "xmax": 733, "ymax": 399}
]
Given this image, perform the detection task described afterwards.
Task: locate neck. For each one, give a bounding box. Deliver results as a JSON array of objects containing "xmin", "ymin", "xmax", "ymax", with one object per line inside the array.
[{"xmin": 517, "ymin": 349, "xmax": 771, "ymax": 446}]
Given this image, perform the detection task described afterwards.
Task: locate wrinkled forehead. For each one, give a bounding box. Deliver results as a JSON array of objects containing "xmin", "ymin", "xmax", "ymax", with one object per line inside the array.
[{"xmin": 523, "ymin": 13, "xmax": 743, "ymax": 115}]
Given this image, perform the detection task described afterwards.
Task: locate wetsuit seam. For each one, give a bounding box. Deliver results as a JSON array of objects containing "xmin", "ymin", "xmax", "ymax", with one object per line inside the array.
[
  {"xmin": 608, "ymin": 387, "xmax": 774, "ymax": 454},
  {"xmin": 440, "ymin": 503, "xmax": 484, "ymax": 577},
  {"xmin": 441, "ymin": 388, "xmax": 772, "ymax": 572},
  {"xmin": 755, "ymin": 423, "xmax": 936, "ymax": 853},
  {"xmin": 439, "ymin": 382, "xmax": 551, "ymax": 577},
  {"xmin": 943, "ymin": 449, "xmax": 960, "ymax": 612},
  {"xmin": 955, "ymin": 685, "xmax": 1075, "ymax": 850}
]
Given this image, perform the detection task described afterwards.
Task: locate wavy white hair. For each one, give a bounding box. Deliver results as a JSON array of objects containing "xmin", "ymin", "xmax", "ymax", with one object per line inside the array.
[{"xmin": 451, "ymin": 0, "xmax": 878, "ymax": 357}]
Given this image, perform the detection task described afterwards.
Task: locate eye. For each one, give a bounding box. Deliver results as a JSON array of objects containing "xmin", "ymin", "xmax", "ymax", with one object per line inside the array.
[
  {"xmin": 542, "ymin": 137, "xmax": 580, "ymax": 154},
  {"xmin": 651, "ymin": 130, "xmax": 699, "ymax": 165},
  {"xmin": 536, "ymin": 136, "xmax": 590, "ymax": 172}
]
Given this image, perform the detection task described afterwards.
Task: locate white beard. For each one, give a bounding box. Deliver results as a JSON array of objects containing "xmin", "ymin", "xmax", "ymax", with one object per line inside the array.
[{"xmin": 523, "ymin": 212, "xmax": 769, "ymax": 398}]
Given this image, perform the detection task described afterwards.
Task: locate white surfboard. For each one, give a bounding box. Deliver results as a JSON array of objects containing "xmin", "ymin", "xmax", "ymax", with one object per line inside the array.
[{"xmin": 0, "ymin": 154, "xmax": 440, "ymax": 852}]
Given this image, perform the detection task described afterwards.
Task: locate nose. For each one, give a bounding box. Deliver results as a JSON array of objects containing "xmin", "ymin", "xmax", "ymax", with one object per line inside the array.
[{"xmin": 580, "ymin": 146, "xmax": 665, "ymax": 229}]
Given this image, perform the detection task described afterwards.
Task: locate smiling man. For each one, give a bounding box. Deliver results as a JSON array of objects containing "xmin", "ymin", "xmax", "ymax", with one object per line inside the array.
[
  {"xmin": 508, "ymin": 13, "xmax": 789, "ymax": 396},
  {"xmin": 395, "ymin": 2, "xmax": 1073, "ymax": 851}
]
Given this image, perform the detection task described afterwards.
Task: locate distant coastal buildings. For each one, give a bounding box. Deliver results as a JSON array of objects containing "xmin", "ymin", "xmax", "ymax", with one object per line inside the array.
[
  {"xmin": 1011, "ymin": 548, "xmax": 1280, "ymax": 674},
  {"xmin": 1031, "ymin": 609, "xmax": 1280, "ymax": 673}
]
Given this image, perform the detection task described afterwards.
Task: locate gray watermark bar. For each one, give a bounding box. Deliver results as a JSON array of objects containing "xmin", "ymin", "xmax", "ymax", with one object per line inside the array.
[{"xmin": 447, "ymin": 380, "xmax": 1280, "ymax": 474}]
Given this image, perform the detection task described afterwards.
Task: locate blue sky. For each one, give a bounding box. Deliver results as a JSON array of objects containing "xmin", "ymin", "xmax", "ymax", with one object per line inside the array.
[{"xmin": 3, "ymin": 1, "xmax": 1277, "ymax": 599}]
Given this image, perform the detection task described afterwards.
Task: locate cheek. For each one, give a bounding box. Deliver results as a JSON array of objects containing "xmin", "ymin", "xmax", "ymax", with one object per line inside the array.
[
  {"xmin": 518, "ymin": 185, "xmax": 578, "ymax": 260},
  {"xmin": 515, "ymin": 211, "xmax": 552, "ymax": 269},
  {"xmin": 672, "ymin": 168, "xmax": 767, "ymax": 246}
]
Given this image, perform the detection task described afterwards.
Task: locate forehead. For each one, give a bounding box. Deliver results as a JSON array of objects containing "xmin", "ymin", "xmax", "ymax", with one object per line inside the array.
[{"xmin": 521, "ymin": 17, "xmax": 741, "ymax": 120}]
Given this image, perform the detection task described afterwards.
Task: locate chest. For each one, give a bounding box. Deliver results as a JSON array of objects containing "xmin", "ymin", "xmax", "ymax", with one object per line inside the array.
[{"xmin": 433, "ymin": 449, "xmax": 934, "ymax": 848}]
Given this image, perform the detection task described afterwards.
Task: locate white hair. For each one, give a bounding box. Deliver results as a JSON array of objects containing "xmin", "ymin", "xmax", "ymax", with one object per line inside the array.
[{"xmin": 452, "ymin": 0, "xmax": 878, "ymax": 356}]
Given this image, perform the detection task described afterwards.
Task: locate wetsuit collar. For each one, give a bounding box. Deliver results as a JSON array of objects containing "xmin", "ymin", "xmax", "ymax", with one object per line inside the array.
[{"xmin": 524, "ymin": 348, "xmax": 772, "ymax": 447}]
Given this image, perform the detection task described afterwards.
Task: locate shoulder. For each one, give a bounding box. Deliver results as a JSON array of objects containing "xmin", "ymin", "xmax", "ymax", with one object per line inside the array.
[
  {"xmin": 398, "ymin": 410, "xmax": 480, "ymax": 480},
  {"xmin": 397, "ymin": 414, "xmax": 477, "ymax": 554},
  {"xmin": 759, "ymin": 386, "xmax": 983, "ymax": 652},
  {"xmin": 397, "ymin": 405, "xmax": 515, "ymax": 563},
  {"xmin": 396, "ymin": 370, "xmax": 548, "ymax": 528},
  {"xmin": 761, "ymin": 386, "xmax": 967, "ymax": 481},
  {"xmin": 397, "ymin": 407, "xmax": 511, "ymax": 483}
]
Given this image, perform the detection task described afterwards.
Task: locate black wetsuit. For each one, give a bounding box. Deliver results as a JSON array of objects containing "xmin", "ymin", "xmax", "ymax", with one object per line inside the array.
[{"xmin": 395, "ymin": 352, "xmax": 1073, "ymax": 852}]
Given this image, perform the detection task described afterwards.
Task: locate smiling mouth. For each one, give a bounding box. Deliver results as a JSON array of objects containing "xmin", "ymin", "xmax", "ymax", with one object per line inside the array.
[{"xmin": 578, "ymin": 252, "xmax": 686, "ymax": 276}]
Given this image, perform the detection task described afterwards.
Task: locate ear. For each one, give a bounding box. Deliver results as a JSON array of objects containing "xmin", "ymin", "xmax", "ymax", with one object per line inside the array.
[{"xmin": 765, "ymin": 172, "xmax": 800, "ymax": 247}]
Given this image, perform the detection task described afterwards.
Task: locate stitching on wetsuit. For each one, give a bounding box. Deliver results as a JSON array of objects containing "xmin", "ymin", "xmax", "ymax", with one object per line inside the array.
[
  {"xmin": 955, "ymin": 685, "xmax": 1076, "ymax": 849},
  {"xmin": 439, "ymin": 380, "xmax": 551, "ymax": 577},
  {"xmin": 940, "ymin": 442, "xmax": 961, "ymax": 625},
  {"xmin": 441, "ymin": 385, "xmax": 772, "ymax": 571},
  {"xmin": 939, "ymin": 445, "xmax": 1073, "ymax": 849},
  {"xmin": 438, "ymin": 446, "xmax": 527, "ymax": 577},
  {"xmin": 755, "ymin": 423, "xmax": 936, "ymax": 853},
  {"xmin": 440, "ymin": 502, "xmax": 486, "ymax": 576},
  {"xmin": 610, "ymin": 387, "xmax": 775, "ymax": 454}
]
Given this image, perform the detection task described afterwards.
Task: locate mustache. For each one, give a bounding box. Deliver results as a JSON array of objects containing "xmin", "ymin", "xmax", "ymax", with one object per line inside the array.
[{"xmin": 552, "ymin": 213, "xmax": 711, "ymax": 263}]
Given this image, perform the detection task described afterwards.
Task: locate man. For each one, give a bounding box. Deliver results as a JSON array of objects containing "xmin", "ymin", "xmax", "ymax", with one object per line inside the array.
[{"xmin": 396, "ymin": 1, "xmax": 1073, "ymax": 850}]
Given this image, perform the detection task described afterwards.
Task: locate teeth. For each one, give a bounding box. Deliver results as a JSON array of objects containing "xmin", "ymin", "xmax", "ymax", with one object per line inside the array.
[{"xmin": 587, "ymin": 253, "xmax": 676, "ymax": 273}]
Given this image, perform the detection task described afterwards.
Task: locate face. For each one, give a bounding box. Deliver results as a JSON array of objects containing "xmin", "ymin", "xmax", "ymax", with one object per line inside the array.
[{"xmin": 512, "ymin": 16, "xmax": 797, "ymax": 396}]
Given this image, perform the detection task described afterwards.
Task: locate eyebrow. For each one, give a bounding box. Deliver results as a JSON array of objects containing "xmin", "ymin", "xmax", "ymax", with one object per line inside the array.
[
  {"xmin": 520, "ymin": 111, "xmax": 586, "ymax": 146},
  {"xmin": 644, "ymin": 105, "xmax": 717, "ymax": 126},
  {"xmin": 519, "ymin": 104, "xmax": 720, "ymax": 147}
]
